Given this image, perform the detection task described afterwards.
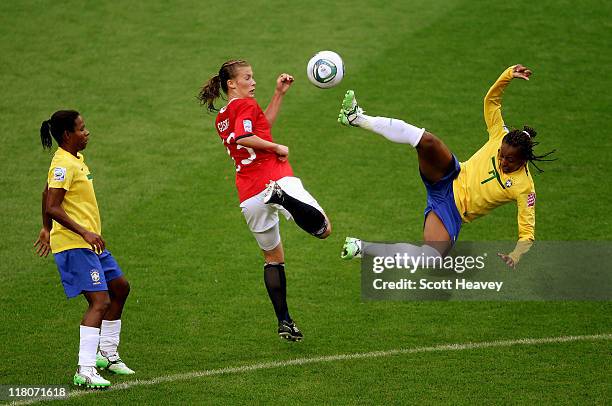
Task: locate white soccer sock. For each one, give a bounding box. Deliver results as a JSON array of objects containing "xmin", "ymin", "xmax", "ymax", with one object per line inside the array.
[
  {"xmin": 99, "ymin": 319, "xmax": 121, "ymax": 356},
  {"xmin": 363, "ymin": 242, "xmax": 442, "ymax": 267},
  {"xmin": 358, "ymin": 114, "xmax": 425, "ymax": 147},
  {"xmin": 78, "ymin": 325, "xmax": 100, "ymax": 367}
]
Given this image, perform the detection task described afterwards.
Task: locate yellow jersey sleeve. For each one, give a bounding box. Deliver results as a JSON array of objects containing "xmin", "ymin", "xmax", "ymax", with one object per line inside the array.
[
  {"xmin": 508, "ymin": 240, "xmax": 533, "ymax": 264},
  {"xmin": 515, "ymin": 188, "xmax": 536, "ymax": 242},
  {"xmin": 48, "ymin": 163, "xmax": 76, "ymax": 190},
  {"xmin": 484, "ymin": 66, "xmax": 515, "ymax": 142},
  {"xmin": 508, "ymin": 184, "xmax": 536, "ymax": 263}
]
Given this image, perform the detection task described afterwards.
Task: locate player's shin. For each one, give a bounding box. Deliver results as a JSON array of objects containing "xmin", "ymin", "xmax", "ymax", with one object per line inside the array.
[
  {"xmin": 99, "ymin": 319, "xmax": 121, "ymax": 356},
  {"xmin": 78, "ymin": 325, "xmax": 100, "ymax": 367},
  {"xmin": 263, "ymin": 263, "xmax": 291, "ymax": 323},
  {"xmin": 365, "ymin": 116, "xmax": 425, "ymax": 147},
  {"xmin": 278, "ymin": 194, "xmax": 328, "ymax": 237}
]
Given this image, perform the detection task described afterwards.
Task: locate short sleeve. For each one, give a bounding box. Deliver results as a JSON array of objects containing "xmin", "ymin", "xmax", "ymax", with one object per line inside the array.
[
  {"xmin": 233, "ymin": 101, "xmax": 259, "ymax": 140},
  {"xmin": 48, "ymin": 165, "xmax": 75, "ymax": 190}
]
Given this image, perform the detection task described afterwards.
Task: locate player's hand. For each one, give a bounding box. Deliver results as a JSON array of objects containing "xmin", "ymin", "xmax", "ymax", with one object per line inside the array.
[
  {"xmin": 512, "ymin": 64, "xmax": 532, "ymax": 81},
  {"xmin": 83, "ymin": 231, "xmax": 106, "ymax": 254},
  {"xmin": 497, "ymin": 253, "xmax": 516, "ymax": 269},
  {"xmin": 33, "ymin": 228, "xmax": 51, "ymax": 258},
  {"xmin": 274, "ymin": 144, "xmax": 289, "ymax": 161},
  {"xmin": 275, "ymin": 73, "xmax": 294, "ymax": 95}
]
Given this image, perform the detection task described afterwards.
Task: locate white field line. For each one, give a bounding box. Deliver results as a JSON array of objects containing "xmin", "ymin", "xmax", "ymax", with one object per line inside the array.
[{"xmin": 8, "ymin": 333, "xmax": 611, "ymax": 405}]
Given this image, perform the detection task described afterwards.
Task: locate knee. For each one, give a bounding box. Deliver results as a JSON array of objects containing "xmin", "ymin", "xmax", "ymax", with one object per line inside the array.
[
  {"xmin": 263, "ymin": 244, "xmax": 284, "ymax": 264},
  {"xmin": 110, "ymin": 278, "xmax": 131, "ymax": 300},
  {"xmin": 120, "ymin": 280, "xmax": 131, "ymax": 299},
  {"xmin": 417, "ymin": 131, "xmax": 437, "ymax": 149},
  {"xmin": 91, "ymin": 296, "xmax": 111, "ymax": 314},
  {"xmin": 122, "ymin": 280, "xmax": 131, "ymax": 296}
]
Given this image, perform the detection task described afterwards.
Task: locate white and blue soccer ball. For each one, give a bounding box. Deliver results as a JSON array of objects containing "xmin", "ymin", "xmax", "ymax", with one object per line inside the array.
[{"xmin": 306, "ymin": 51, "xmax": 344, "ymax": 89}]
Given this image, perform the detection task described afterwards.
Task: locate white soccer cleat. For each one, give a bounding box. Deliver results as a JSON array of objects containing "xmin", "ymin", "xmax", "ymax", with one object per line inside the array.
[
  {"xmin": 262, "ymin": 180, "xmax": 284, "ymax": 205},
  {"xmin": 73, "ymin": 366, "xmax": 111, "ymax": 388},
  {"xmin": 338, "ymin": 90, "xmax": 364, "ymax": 127},
  {"xmin": 96, "ymin": 352, "xmax": 135, "ymax": 375}
]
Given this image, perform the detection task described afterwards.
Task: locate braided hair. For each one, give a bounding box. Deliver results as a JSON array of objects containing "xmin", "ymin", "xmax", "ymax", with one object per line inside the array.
[
  {"xmin": 197, "ymin": 59, "xmax": 250, "ymax": 112},
  {"xmin": 502, "ymin": 126, "xmax": 556, "ymax": 172},
  {"xmin": 40, "ymin": 110, "xmax": 80, "ymax": 150}
]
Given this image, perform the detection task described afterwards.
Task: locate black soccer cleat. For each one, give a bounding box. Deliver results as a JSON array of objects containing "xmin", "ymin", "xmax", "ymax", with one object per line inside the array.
[{"xmin": 278, "ymin": 320, "xmax": 303, "ymax": 342}]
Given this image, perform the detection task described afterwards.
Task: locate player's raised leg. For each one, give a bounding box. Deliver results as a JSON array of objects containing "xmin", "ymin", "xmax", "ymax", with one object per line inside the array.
[
  {"xmin": 263, "ymin": 178, "xmax": 331, "ymax": 239},
  {"xmin": 338, "ymin": 90, "xmax": 454, "ymax": 183},
  {"xmin": 341, "ymin": 236, "xmax": 444, "ymax": 262}
]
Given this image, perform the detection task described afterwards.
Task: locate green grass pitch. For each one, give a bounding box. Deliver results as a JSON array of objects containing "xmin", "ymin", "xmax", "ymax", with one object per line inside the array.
[{"xmin": 1, "ymin": 0, "xmax": 610, "ymax": 404}]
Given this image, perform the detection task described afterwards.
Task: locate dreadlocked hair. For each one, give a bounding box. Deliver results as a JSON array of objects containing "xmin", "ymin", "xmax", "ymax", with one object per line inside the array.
[
  {"xmin": 503, "ymin": 126, "xmax": 556, "ymax": 173},
  {"xmin": 40, "ymin": 110, "xmax": 80, "ymax": 150},
  {"xmin": 197, "ymin": 59, "xmax": 250, "ymax": 112}
]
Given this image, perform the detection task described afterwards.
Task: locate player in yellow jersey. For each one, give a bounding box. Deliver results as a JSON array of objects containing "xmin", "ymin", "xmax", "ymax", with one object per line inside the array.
[
  {"xmin": 34, "ymin": 110, "xmax": 134, "ymax": 388},
  {"xmin": 338, "ymin": 65, "xmax": 555, "ymax": 267}
]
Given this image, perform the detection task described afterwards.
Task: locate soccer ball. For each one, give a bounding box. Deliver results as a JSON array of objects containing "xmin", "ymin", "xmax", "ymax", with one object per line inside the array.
[{"xmin": 306, "ymin": 51, "xmax": 344, "ymax": 89}]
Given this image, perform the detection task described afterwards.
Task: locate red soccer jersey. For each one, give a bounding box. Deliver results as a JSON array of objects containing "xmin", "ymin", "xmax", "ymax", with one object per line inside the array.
[{"xmin": 215, "ymin": 98, "xmax": 293, "ymax": 202}]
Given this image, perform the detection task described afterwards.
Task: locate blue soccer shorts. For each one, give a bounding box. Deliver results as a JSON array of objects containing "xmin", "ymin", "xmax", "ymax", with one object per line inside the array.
[
  {"xmin": 421, "ymin": 154, "xmax": 463, "ymax": 243},
  {"xmin": 53, "ymin": 249, "xmax": 123, "ymax": 298}
]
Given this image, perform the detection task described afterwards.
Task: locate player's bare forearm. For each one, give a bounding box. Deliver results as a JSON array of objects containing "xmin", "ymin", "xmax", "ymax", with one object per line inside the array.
[
  {"xmin": 264, "ymin": 91, "xmax": 284, "ymax": 127},
  {"xmin": 45, "ymin": 196, "xmax": 106, "ymax": 253},
  {"xmin": 265, "ymin": 73, "xmax": 294, "ymax": 126},
  {"xmin": 46, "ymin": 188, "xmax": 91, "ymax": 239},
  {"xmin": 41, "ymin": 183, "xmax": 52, "ymax": 231},
  {"xmin": 237, "ymin": 135, "xmax": 278, "ymax": 152},
  {"xmin": 46, "ymin": 204, "xmax": 88, "ymax": 238},
  {"xmin": 237, "ymin": 135, "xmax": 288, "ymax": 161}
]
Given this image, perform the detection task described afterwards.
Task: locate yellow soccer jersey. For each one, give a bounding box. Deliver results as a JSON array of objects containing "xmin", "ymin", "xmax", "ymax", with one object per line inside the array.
[
  {"xmin": 452, "ymin": 66, "xmax": 536, "ymax": 251},
  {"xmin": 47, "ymin": 147, "xmax": 101, "ymax": 253}
]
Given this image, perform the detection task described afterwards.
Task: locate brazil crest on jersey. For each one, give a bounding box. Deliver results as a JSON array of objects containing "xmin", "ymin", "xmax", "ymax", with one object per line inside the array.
[{"xmin": 215, "ymin": 98, "xmax": 293, "ymax": 202}]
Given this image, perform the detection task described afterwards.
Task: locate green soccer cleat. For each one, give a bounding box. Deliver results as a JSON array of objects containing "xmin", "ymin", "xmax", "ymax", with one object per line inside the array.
[
  {"xmin": 97, "ymin": 352, "xmax": 135, "ymax": 375},
  {"xmin": 341, "ymin": 237, "xmax": 362, "ymax": 260},
  {"xmin": 338, "ymin": 90, "xmax": 364, "ymax": 127},
  {"xmin": 73, "ymin": 366, "xmax": 111, "ymax": 388}
]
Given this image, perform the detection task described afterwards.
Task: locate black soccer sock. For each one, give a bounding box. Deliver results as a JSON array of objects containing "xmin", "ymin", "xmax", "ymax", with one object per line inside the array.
[
  {"xmin": 263, "ymin": 263, "xmax": 291, "ymax": 323},
  {"xmin": 277, "ymin": 192, "xmax": 328, "ymax": 237}
]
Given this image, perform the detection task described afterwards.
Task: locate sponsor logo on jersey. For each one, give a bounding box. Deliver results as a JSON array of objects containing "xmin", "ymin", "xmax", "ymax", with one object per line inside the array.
[
  {"xmin": 90, "ymin": 269, "xmax": 101, "ymax": 285},
  {"xmin": 53, "ymin": 167, "xmax": 66, "ymax": 181},
  {"xmin": 217, "ymin": 118, "xmax": 229, "ymax": 132},
  {"xmin": 243, "ymin": 119, "xmax": 252, "ymax": 133},
  {"xmin": 505, "ymin": 179, "xmax": 513, "ymax": 188},
  {"xmin": 527, "ymin": 192, "xmax": 536, "ymax": 207}
]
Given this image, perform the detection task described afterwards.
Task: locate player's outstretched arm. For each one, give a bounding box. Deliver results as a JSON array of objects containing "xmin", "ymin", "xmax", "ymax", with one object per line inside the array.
[
  {"xmin": 512, "ymin": 64, "xmax": 532, "ymax": 81},
  {"xmin": 264, "ymin": 73, "xmax": 294, "ymax": 127},
  {"xmin": 498, "ymin": 241, "xmax": 533, "ymax": 269},
  {"xmin": 483, "ymin": 65, "xmax": 532, "ymax": 139},
  {"xmin": 497, "ymin": 193, "xmax": 535, "ymax": 268}
]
